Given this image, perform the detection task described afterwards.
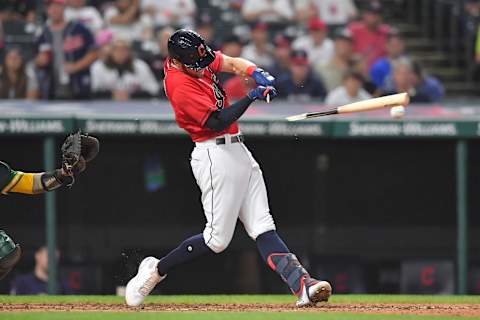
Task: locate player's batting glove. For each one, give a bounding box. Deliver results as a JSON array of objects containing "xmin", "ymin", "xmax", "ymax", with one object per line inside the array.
[
  {"xmin": 246, "ymin": 66, "xmax": 275, "ymax": 86},
  {"xmin": 248, "ymin": 86, "xmax": 278, "ymax": 101}
]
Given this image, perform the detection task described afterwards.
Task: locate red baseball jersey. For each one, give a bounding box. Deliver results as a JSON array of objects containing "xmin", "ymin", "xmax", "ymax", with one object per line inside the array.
[{"xmin": 164, "ymin": 51, "xmax": 239, "ymax": 142}]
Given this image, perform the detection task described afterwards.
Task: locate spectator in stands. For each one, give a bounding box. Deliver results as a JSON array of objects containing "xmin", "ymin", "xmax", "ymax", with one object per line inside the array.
[
  {"xmin": 347, "ymin": 1, "xmax": 390, "ymax": 68},
  {"xmin": 276, "ymin": 49, "xmax": 326, "ymax": 102},
  {"xmin": 292, "ymin": 18, "xmax": 334, "ymax": 65},
  {"xmin": 140, "ymin": 0, "xmax": 196, "ymax": 29},
  {"xmin": 0, "ymin": 1, "xmax": 38, "ymax": 61},
  {"xmin": 218, "ymin": 34, "xmax": 243, "ymax": 83},
  {"xmin": 369, "ymin": 31, "xmax": 407, "ymax": 89},
  {"xmin": 142, "ymin": 26, "xmax": 173, "ymax": 83},
  {"xmin": 221, "ymin": 34, "xmax": 243, "ymax": 58},
  {"xmin": 196, "ymin": 13, "xmax": 220, "ymax": 51},
  {"xmin": 410, "ymin": 61, "xmax": 444, "ymax": 102},
  {"xmin": 242, "ymin": 0, "xmax": 293, "ymax": 23},
  {"xmin": 91, "ymin": 38, "xmax": 159, "ymax": 100},
  {"xmin": 292, "ymin": 0, "xmax": 312, "ymax": 24},
  {"xmin": 325, "ymin": 70, "xmax": 371, "ymax": 106},
  {"xmin": 10, "ymin": 246, "xmax": 73, "ymax": 295},
  {"xmin": 295, "ymin": 0, "xmax": 357, "ymax": 33},
  {"xmin": 35, "ymin": 0, "xmax": 98, "ymax": 100},
  {"xmin": 381, "ymin": 60, "xmax": 444, "ymax": 103},
  {"xmin": 64, "ymin": 0, "xmax": 103, "ymax": 34},
  {"xmin": 465, "ymin": 0, "xmax": 480, "ymax": 18},
  {"xmin": 96, "ymin": 28, "xmax": 114, "ymax": 60},
  {"xmin": 0, "ymin": 47, "xmax": 38, "ymax": 99},
  {"xmin": 241, "ymin": 22, "xmax": 274, "ymax": 70},
  {"xmin": 314, "ymin": 28, "xmax": 353, "ymax": 92},
  {"xmin": 351, "ymin": 56, "xmax": 377, "ymax": 95},
  {"xmin": 104, "ymin": 0, "xmax": 149, "ymax": 42},
  {"xmin": 269, "ymin": 34, "xmax": 292, "ymax": 80}
]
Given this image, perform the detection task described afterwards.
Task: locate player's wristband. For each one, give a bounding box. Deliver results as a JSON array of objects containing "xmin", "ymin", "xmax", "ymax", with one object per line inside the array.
[
  {"xmin": 246, "ymin": 65, "xmax": 257, "ymax": 76},
  {"xmin": 40, "ymin": 169, "xmax": 72, "ymax": 192}
]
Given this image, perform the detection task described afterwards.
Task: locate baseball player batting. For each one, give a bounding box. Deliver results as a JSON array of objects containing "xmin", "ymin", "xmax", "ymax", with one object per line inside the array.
[
  {"xmin": 0, "ymin": 132, "xmax": 99, "ymax": 280},
  {"xmin": 125, "ymin": 29, "xmax": 331, "ymax": 307}
]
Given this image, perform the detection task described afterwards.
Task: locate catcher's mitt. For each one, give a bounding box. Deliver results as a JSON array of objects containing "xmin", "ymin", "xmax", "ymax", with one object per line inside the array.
[{"xmin": 61, "ymin": 131, "xmax": 100, "ymax": 182}]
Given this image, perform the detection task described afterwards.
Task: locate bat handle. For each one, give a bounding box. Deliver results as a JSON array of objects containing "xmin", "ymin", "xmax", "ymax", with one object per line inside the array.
[{"xmin": 266, "ymin": 93, "xmax": 270, "ymax": 103}]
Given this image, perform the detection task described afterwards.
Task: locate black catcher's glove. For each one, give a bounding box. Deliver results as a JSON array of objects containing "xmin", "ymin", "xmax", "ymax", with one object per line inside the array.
[{"xmin": 61, "ymin": 131, "xmax": 100, "ymax": 184}]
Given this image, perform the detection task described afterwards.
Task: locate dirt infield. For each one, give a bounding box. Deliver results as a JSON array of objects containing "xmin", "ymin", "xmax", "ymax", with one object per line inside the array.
[{"xmin": 2, "ymin": 303, "xmax": 480, "ymax": 317}]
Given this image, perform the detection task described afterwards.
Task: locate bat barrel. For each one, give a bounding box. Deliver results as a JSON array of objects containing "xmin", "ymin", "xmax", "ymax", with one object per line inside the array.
[{"xmin": 337, "ymin": 92, "xmax": 410, "ymax": 114}]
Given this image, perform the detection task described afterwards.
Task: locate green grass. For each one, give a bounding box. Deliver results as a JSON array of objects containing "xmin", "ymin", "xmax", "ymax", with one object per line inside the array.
[
  {"xmin": 0, "ymin": 313, "xmax": 472, "ymax": 320},
  {"xmin": 0, "ymin": 294, "xmax": 479, "ymax": 305}
]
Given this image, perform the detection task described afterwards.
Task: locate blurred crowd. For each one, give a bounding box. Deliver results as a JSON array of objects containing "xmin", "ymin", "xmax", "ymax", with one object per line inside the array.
[{"xmin": 0, "ymin": 0, "xmax": 452, "ymax": 104}]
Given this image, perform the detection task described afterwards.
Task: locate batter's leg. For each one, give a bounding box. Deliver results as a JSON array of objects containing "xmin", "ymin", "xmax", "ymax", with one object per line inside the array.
[
  {"xmin": 157, "ymin": 234, "xmax": 212, "ymax": 276},
  {"xmin": 126, "ymin": 145, "xmax": 250, "ymax": 307},
  {"xmin": 239, "ymin": 166, "xmax": 332, "ymax": 306}
]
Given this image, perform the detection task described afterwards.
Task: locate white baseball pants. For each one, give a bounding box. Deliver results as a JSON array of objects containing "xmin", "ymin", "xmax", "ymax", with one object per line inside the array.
[{"xmin": 190, "ymin": 133, "xmax": 276, "ymax": 253}]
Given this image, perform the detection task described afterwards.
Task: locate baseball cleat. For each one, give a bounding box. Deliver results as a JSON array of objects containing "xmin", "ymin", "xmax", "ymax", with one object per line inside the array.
[
  {"xmin": 125, "ymin": 256, "xmax": 166, "ymax": 307},
  {"xmin": 296, "ymin": 277, "xmax": 332, "ymax": 307}
]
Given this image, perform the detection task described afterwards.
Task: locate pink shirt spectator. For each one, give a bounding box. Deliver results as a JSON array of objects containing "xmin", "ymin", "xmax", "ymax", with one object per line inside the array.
[{"xmin": 348, "ymin": 21, "xmax": 390, "ymax": 67}]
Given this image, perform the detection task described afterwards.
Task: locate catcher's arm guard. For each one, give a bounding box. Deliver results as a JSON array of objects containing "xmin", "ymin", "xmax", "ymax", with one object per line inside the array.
[{"xmin": 3, "ymin": 169, "xmax": 71, "ymax": 194}]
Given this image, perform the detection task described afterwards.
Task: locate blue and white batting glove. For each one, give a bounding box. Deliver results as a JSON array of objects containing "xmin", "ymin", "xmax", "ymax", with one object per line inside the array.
[
  {"xmin": 247, "ymin": 86, "xmax": 278, "ymax": 101},
  {"xmin": 247, "ymin": 66, "xmax": 275, "ymax": 86}
]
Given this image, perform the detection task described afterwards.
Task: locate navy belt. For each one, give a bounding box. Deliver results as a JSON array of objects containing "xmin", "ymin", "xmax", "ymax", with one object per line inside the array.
[{"xmin": 216, "ymin": 134, "xmax": 245, "ymax": 145}]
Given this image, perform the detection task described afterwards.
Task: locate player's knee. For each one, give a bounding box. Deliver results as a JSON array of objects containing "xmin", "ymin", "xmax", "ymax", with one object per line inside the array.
[
  {"xmin": 247, "ymin": 216, "xmax": 276, "ymax": 240},
  {"xmin": 206, "ymin": 236, "xmax": 233, "ymax": 254}
]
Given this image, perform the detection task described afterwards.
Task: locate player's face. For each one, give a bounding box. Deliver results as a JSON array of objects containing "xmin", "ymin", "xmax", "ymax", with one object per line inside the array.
[
  {"xmin": 344, "ymin": 77, "xmax": 361, "ymax": 94},
  {"xmin": 334, "ymin": 39, "xmax": 352, "ymax": 59},
  {"xmin": 35, "ymin": 248, "xmax": 49, "ymax": 271},
  {"xmin": 393, "ymin": 64, "xmax": 412, "ymax": 88},
  {"xmin": 252, "ymin": 29, "xmax": 267, "ymax": 44},
  {"xmin": 222, "ymin": 42, "xmax": 242, "ymax": 57},
  {"xmin": 387, "ymin": 38, "xmax": 405, "ymax": 58},
  {"xmin": 5, "ymin": 50, "xmax": 23, "ymax": 71},
  {"xmin": 291, "ymin": 64, "xmax": 308, "ymax": 82},
  {"xmin": 310, "ymin": 30, "xmax": 325, "ymax": 45},
  {"xmin": 275, "ymin": 46, "xmax": 291, "ymax": 64},
  {"xmin": 363, "ymin": 12, "xmax": 381, "ymax": 28},
  {"xmin": 111, "ymin": 44, "xmax": 130, "ymax": 64},
  {"xmin": 47, "ymin": 3, "xmax": 65, "ymax": 23}
]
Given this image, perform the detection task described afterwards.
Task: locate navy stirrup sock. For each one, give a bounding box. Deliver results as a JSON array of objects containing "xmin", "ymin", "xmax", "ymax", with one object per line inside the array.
[
  {"xmin": 157, "ymin": 234, "xmax": 211, "ymax": 276},
  {"xmin": 256, "ymin": 230, "xmax": 309, "ymax": 295},
  {"xmin": 256, "ymin": 230, "xmax": 289, "ymax": 261}
]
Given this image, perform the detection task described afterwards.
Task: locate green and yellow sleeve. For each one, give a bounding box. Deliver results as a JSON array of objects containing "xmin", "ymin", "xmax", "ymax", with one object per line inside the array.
[{"xmin": 0, "ymin": 161, "xmax": 42, "ymax": 195}]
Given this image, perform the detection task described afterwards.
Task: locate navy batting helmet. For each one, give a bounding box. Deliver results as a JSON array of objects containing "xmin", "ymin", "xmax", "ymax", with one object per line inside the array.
[{"xmin": 168, "ymin": 29, "xmax": 215, "ymax": 71}]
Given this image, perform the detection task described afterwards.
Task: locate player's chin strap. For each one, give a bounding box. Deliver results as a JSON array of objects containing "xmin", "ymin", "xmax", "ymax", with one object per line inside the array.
[{"xmin": 267, "ymin": 253, "xmax": 310, "ymax": 296}]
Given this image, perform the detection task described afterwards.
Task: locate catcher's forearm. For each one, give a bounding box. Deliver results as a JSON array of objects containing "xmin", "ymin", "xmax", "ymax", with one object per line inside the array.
[{"xmin": 8, "ymin": 170, "xmax": 69, "ymax": 194}]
